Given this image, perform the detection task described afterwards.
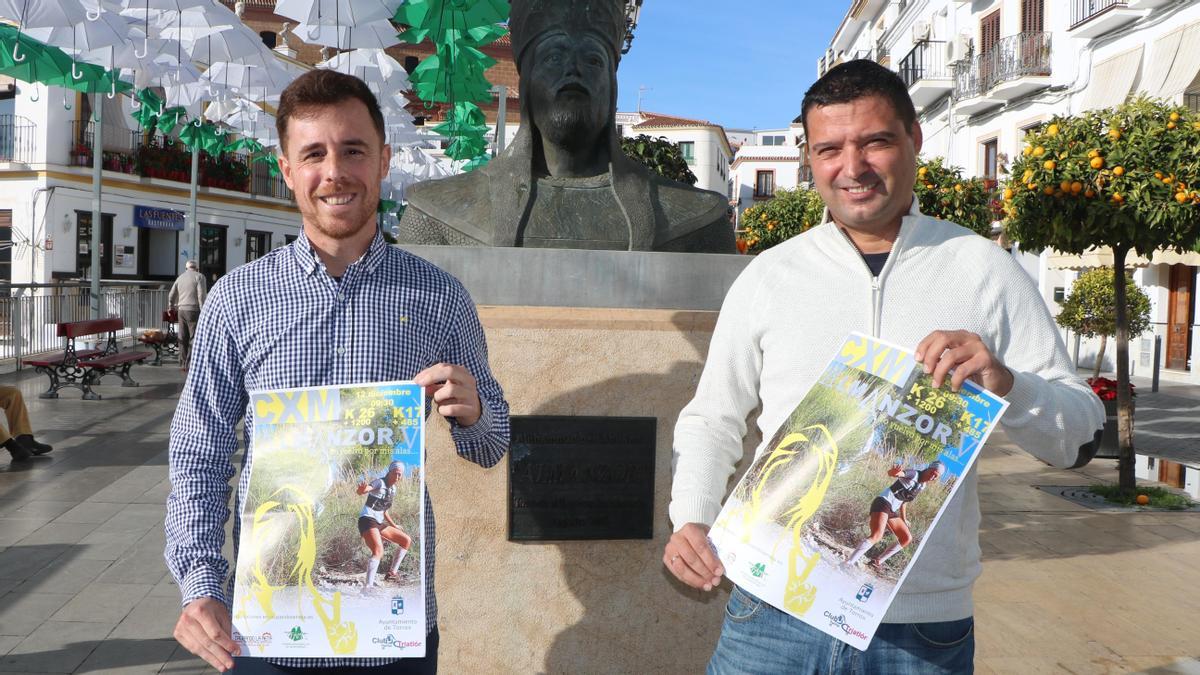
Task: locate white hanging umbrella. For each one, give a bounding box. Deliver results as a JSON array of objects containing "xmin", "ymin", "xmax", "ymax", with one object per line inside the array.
[
  {"xmin": 0, "ymin": 0, "xmax": 89, "ymax": 29},
  {"xmin": 24, "ymin": 9, "xmax": 134, "ymax": 68},
  {"xmin": 182, "ymin": 25, "xmax": 269, "ymax": 65},
  {"xmin": 292, "ymin": 19, "xmax": 400, "ymax": 50},
  {"xmin": 274, "ymin": 0, "xmax": 401, "ymax": 29},
  {"xmin": 119, "ymin": 0, "xmax": 219, "ymax": 59},
  {"xmin": 387, "ymin": 145, "xmax": 452, "ymax": 201}
]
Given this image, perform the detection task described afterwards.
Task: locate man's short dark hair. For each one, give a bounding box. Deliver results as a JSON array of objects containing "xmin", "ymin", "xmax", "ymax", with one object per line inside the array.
[
  {"xmin": 800, "ymin": 59, "xmax": 917, "ymax": 135},
  {"xmin": 276, "ymin": 69, "xmax": 385, "ymax": 152}
]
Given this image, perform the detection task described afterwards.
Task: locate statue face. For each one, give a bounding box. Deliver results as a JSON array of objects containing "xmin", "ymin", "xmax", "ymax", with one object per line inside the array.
[{"xmin": 526, "ymin": 33, "xmax": 613, "ymax": 150}]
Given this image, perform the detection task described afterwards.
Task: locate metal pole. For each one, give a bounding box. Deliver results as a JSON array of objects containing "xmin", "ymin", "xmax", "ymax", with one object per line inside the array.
[
  {"xmin": 91, "ymin": 100, "xmax": 103, "ymax": 319},
  {"xmin": 188, "ymin": 139, "xmax": 200, "ymax": 272},
  {"xmin": 494, "ymin": 84, "xmax": 507, "ymax": 155},
  {"xmin": 1152, "ymin": 334, "xmax": 1162, "ymax": 393},
  {"xmin": 1072, "ymin": 332, "xmax": 1081, "ymax": 370}
]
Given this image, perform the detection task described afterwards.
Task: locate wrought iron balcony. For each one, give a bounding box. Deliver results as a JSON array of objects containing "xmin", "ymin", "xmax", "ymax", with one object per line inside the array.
[
  {"xmin": 0, "ymin": 114, "xmax": 36, "ymax": 164},
  {"xmin": 953, "ymin": 31, "xmax": 1052, "ymax": 105},
  {"xmin": 1071, "ymin": 0, "xmax": 1128, "ymax": 28},
  {"xmin": 899, "ymin": 40, "xmax": 949, "ymax": 87}
]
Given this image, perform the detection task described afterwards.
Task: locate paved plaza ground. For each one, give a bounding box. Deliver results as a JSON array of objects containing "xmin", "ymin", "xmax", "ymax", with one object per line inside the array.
[{"xmin": 0, "ymin": 362, "xmax": 1197, "ymax": 674}]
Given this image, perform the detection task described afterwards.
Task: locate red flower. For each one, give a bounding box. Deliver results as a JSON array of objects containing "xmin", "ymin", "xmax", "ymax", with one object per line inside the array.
[{"xmin": 1087, "ymin": 377, "xmax": 1135, "ymax": 401}]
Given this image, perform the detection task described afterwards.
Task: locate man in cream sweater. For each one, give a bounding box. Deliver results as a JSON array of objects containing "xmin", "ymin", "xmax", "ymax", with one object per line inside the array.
[{"xmin": 665, "ymin": 60, "xmax": 1104, "ymax": 674}]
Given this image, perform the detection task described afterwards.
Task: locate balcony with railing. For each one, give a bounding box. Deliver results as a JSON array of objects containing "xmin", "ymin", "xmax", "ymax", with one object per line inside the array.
[
  {"xmin": 68, "ymin": 120, "xmax": 292, "ymax": 202},
  {"xmin": 953, "ymin": 32, "xmax": 1052, "ymax": 114},
  {"xmin": 1070, "ymin": 0, "xmax": 1138, "ymax": 38},
  {"xmin": 898, "ymin": 41, "xmax": 951, "ymax": 109},
  {"xmin": 0, "ymin": 114, "xmax": 36, "ymax": 164}
]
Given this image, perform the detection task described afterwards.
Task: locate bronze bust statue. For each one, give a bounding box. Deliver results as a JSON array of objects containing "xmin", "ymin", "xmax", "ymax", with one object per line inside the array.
[{"xmin": 398, "ymin": 0, "xmax": 735, "ymax": 252}]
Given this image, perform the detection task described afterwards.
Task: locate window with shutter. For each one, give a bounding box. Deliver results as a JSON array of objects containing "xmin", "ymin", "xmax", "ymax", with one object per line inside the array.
[
  {"xmin": 1022, "ymin": 0, "xmax": 1044, "ymax": 34},
  {"xmin": 981, "ymin": 10, "xmax": 1000, "ymax": 54}
]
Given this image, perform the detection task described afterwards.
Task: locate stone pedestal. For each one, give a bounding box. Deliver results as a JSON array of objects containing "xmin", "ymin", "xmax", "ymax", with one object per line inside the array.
[{"xmin": 405, "ymin": 246, "xmax": 758, "ymax": 674}]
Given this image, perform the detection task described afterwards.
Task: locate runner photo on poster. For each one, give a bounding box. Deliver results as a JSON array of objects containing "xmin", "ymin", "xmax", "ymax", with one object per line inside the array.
[
  {"xmin": 708, "ymin": 332, "xmax": 1007, "ymax": 650},
  {"xmin": 233, "ymin": 382, "xmax": 426, "ymax": 658}
]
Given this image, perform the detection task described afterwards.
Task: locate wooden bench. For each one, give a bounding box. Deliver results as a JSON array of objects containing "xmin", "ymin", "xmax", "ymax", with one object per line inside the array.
[
  {"xmin": 137, "ymin": 309, "xmax": 180, "ymax": 366},
  {"xmin": 23, "ymin": 318, "xmax": 152, "ymax": 400}
]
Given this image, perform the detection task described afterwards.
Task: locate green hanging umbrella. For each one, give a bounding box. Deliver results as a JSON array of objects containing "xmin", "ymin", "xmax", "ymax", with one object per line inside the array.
[
  {"xmin": 395, "ymin": 0, "xmax": 509, "ymax": 47},
  {"xmin": 410, "ymin": 41, "xmax": 495, "ymax": 103},
  {"xmin": 0, "ymin": 26, "xmax": 74, "ymax": 85},
  {"xmin": 44, "ymin": 59, "xmax": 132, "ymax": 96}
]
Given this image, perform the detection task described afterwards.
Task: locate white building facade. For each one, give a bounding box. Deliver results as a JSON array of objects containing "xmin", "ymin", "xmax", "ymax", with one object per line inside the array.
[
  {"xmin": 614, "ymin": 111, "xmax": 734, "ymax": 197},
  {"xmin": 821, "ymin": 0, "xmax": 1200, "ymax": 491},
  {"xmin": 728, "ymin": 125, "xmax": 812, "ymax": 226}
]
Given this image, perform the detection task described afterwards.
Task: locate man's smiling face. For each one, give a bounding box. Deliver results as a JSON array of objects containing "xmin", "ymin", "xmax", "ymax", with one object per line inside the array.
[
  {"xmin": 278, "ymin": 98, "xmax": 390, "ymax": 249},
  {"xmin": 806, "ymin": 94, "xmax": 922, "ymax": 241}
]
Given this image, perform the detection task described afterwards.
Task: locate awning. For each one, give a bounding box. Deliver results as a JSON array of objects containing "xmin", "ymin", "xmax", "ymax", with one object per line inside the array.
[
  {"xmin": 1146, "ymin": 21, "xmax": 1200, "ymax": 98},
  {"xmin": 1046, "ymin": 247, "xmax": 1200, "ymax": 269},
  {"xmin": 1080, "ymin": 46, "xmax": 1143, "ymax": 111}
]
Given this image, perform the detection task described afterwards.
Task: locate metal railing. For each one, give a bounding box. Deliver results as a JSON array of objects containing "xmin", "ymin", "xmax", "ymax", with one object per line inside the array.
[
  {"xmin": 1071, "ymin": 0, "xmax": 1128, "ymax": 29},
  {"xmin": 1186, "ymin": 93, "xmax": 1200, "ymax": 113},
  {"xmin": 0, "ymin": 114, "xmax": 36, "ymax": 163},
  {"xmin": 899, "ymin": 40, "xmax": 949, "ymax": 88},
  {"xmin": 0, "ymin": 282, "xmax": 170, "ymax": 365},
  {"xmin": 68, "ymin": 120, "xmax": 293, "ymax": 201},
  {"xmin": 953, "ymin": 31, "xmax": 1052, "ymax": 100}
]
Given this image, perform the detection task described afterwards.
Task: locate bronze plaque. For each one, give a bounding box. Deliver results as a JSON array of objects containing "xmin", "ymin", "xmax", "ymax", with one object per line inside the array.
[{"xmin": 507, "ymin": 415, "xmax": 656, "ymax": 541}]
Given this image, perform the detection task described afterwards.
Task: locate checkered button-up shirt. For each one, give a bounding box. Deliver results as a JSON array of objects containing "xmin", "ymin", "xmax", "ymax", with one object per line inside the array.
[{"xmin": 164, "ymin": 229, "xmax": 510, "ymax": 667}]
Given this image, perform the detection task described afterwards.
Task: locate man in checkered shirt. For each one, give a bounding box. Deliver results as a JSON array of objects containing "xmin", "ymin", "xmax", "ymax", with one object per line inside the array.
[{"xmin": 164, "ymin": 69, "xmax": 510, "ymax": 674}]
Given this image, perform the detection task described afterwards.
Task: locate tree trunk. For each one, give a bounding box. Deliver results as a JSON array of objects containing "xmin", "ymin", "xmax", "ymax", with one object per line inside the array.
[
  {"xmin": 1092, "ymin": 334, "xmax": 1107, "ymax": 379},
  {"xmin": 1112, "ymin": 249, "xmax": 1136, "ymax": 492}
]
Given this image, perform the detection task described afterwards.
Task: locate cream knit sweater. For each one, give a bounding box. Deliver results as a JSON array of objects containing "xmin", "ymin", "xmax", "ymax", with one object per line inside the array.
[{"xmin": 671, "ymin": 204, "xmax": 1104, "ymax": 624}]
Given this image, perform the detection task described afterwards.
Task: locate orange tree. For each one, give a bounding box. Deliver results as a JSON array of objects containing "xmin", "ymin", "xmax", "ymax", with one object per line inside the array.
[
  {"xmin": 738, "ymin": 187, "xmax": 825, "ymax": 253},
  {"xmin": 914, "ymin": 157, "xmax": 1000, "ymax": 236},
  {"xmin": 1004, "ymin": 96, "xmax": 1200, "ymax": 490}
]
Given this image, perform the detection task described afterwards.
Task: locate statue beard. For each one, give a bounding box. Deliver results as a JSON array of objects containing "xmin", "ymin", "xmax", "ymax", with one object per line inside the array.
[{"xmin": 539, "ymin": 99, "xmax": 605, "ymax": 153}]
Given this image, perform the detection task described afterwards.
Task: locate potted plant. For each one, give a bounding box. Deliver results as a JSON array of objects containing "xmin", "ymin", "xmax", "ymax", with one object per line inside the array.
[{"xmin": 1088, "ymin": 376, "xmax": 1135, "ymax": 457}]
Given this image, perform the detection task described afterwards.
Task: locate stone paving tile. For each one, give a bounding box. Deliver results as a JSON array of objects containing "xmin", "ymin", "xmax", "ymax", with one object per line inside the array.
[
  {"xmin": 73, "ymin": 531, "xmax": 145, "ymax": 563},
  {"xmin": 93, "ymin": 505, "xmax": 167, "ymax": 537},
  {"xmin": 0, "ymin": 545, "xmax": 70, "ymax": 582},
  {"xmin": 158, "ymin": 645, "xmax": 209, "ymax": 675},
  {"xmin": 20, "ymin": 556, "xmax": 111, "ymax": 596},
  {"xmin": 73, "ymin": 638, "xmax": 177, "ymax": 674},
  {"xmin": 53, "ymin": 502, "xmax": 125, "ymax": 526},
  {"xmin": 0, "ymin": 593, "xmax": 74, "ymax": 637},
  {"xmin": 148, "ymin": 575, "xmax": 180, "ymax": 599},
  {"xmin": 108, "ymin": 597, "xmax": 183, "ymax": 642},
  {"xmin": 15, "ymin": 523, "xmax": 100, "ymax": 548},
  {"xmin": 49, "ymin": 583, "xmax": 152, "ymax": 626},
  {"xmin": 4, "ymin": 502, "xmax": 78, "ymax": 521},
  {"xmin": 0, "ymin": 637, "xmax": 19, "ymax": 657},
  {"xmin": 0, "ymin": 519, "xmax": 50, "ymax": 548},
  {"xmin": 0, "ymin": 620, "xmax": 113, "ymax": 673}
]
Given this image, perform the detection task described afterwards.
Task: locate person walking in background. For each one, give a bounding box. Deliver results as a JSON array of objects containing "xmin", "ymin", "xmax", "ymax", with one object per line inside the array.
[
  {"xmin": 0, "ymin": 385, "xmax": 52, "ymax": 462},
  {"xmin": 169, "ymin": 260, "xmax": 206, "ymax": 371}
]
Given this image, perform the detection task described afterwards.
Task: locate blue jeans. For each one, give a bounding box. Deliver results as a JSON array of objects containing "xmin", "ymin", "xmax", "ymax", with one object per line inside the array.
[{"xmin": 708, "ymin": 586, "xmax": 974, "ymax": 674}]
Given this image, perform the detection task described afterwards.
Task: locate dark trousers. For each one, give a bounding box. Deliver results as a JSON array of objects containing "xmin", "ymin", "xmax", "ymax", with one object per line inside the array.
[
  {"xmin": 230, "ymin": 627, "xmax": 438, "ymax": 674},
  {"xmin": 177, "ymin": 308, "xmax": 200, "ymax": 368}
]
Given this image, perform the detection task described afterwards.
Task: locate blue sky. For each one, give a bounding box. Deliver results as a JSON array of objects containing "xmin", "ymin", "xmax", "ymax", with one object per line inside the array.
[{"xmin": 615, "ymin": 1, "xmax": 850, "ymax": 131}]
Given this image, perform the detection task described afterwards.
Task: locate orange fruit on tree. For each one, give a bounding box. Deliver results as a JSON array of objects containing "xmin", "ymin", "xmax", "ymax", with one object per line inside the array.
[
  {"xmin": 1003, "ymin": 187, "xmax": 1014, "ymax": 200},
  {"xmin": 1113, "ymin": 166, "xmax": 1125, "ymax": 176},
  {"xmin": 1044, "ymin": 160, "xmax": 1057, "ymax": 171},
  {"xmin": 1108, "ymin": 128, "xmax": 1122, "ymax": 141},
  {"xmin": 1136, "ymin": 494, "xmax": 1150, "ymax": 505},
  {"xmin": 1033, "ymin": 146, "xmax": 1045, "ymax": 157},
  {"xmin": 1023, "ymin": 145, "xmax": 1032, "ymax": 157},
  {"xmin": 918, "ymin": 167, "xmax": 928, "ymax": 177},
  {"xmin": 1087, "ymin": 149, "xmax": 1100, "ymax": 159},
  {"xmin": 1043, "ymin": 186, "xmax": 1055, "ymax": 196},
  {"xmin": 1047, "ymin": 123, "xmax": 1059, "ymax": 136},
  {"xmin": 1167, "ymin": 121, "xmax": 1177, "ymax": 130},
  {"xmin": 1177, "ymin": 192, "xmax": 1189, "ymax": 204},
  {"xmin": 1090, "ymin": 156, "xmax": 1105, "ymax": 169},
  {"xmin": 1060, "ymin": 180, "xmax": 1072, "ymax": 193},
  {"xmin": 1155, "ymin": 171, "xmax": 1165, "ymax": 180},
  {"xmin": 1112, "ymin": 193, "xmax": 1125, "ymax": 204},
  {"xmin": 1085, "ymin": 189, "xmax": 1097, "ymax": 198},
  {"xmin": 1170, "ymin": 112, "xmax": 1181, "ymax": 122},
  {"xmin": 1071, "ymin": 181, "xmax": 1083, "ymax": 194}
]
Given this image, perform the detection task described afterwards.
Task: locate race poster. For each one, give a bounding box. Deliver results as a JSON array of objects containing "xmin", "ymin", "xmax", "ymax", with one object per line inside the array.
[
  {"xmin": 707, "ymin": 333, "xmax": 1008, "ymax": 650},
  {"xmin": 233, "ymin": 382, "xmax": 426, "ymax": 658}
]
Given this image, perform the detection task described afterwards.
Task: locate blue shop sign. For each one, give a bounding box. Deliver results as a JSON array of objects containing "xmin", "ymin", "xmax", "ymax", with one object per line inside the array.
[{"xmin": 134, "ymin": 205, "xmax": 185, "ymax": 231}]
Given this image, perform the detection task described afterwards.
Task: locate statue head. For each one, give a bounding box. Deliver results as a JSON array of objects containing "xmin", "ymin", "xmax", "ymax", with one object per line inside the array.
[{"xmin": 510, "ymin": 0, "xmax": 626, "ymax": 152}]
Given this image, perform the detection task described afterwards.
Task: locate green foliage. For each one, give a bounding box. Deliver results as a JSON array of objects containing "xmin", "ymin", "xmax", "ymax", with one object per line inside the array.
[
  {"xmin": 914, "ymin": 157, "xmax": 1000, "ymax": 237},
  {"xmin": 1088, "ymin": 484, "xmax": 1195, "ymax": 510},
  {"xmin": 1004, "ymin": 96, "xmax": 1200, "ymax": 256},
  {"xmin": 738, "ymin": 187, "xmax": 825, "ymax": 253},
  {"xmin": 1056, "ymin": 267, "xmax": 1151, "ymax": 339},
  {"xmin": 620, "ymin": 134, "xmax": 697, "ymax": 185}
]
